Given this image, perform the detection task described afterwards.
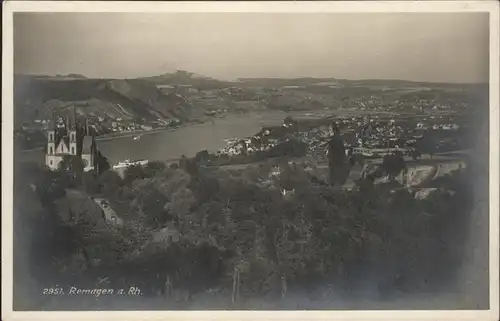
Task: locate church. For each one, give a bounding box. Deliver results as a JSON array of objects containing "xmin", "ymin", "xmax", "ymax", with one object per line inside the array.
[{"xmin": 45, "ymin": 107, "xmax": 99, "ymax": 172}]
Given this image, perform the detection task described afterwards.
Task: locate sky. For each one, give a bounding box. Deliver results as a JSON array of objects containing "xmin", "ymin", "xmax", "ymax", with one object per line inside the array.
[{"xmin": 14, "ymin": 12, "xmax": 489, "ymax": 83}]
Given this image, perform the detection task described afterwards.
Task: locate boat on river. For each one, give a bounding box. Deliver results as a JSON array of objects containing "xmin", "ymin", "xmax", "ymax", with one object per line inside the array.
[{"xmin": 112, "ymin": 159, "xmax": 149, "ymax": 170}]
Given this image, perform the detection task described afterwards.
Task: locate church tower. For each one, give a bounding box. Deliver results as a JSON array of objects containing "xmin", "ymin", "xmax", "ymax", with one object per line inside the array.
[
  {"xmin": 68, "ymin": 106, "xmax": 78, "ymax": 155},
  {"xmin": 47, "ymin": 112, "xmax": 56, "ymax": 155},
  {"xmin": 45, "ymin": 112, "xmax": 59, "ymax": 170}
]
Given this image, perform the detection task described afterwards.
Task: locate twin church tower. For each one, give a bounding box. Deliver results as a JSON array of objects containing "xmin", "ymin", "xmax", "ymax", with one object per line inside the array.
[{"xmin": 45, "ymin": 106, "xmax": 99, "ymax": 172}]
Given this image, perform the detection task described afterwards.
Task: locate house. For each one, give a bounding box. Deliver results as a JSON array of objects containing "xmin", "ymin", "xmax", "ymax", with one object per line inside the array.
[{"xmin": 45, "ymin": 107, "xmax": 99, "ymax": 172}]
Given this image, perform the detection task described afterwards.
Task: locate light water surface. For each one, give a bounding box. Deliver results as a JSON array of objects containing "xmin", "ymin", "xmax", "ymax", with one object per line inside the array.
[{"xmin": 19, "ymin": 111, "xmax": 292, "ymax": 165}]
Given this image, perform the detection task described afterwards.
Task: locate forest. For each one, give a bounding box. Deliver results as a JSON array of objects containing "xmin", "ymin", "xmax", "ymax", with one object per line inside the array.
[{"xmin": 14, "ymin": 152, "xmax": 473, "ymax": 309}]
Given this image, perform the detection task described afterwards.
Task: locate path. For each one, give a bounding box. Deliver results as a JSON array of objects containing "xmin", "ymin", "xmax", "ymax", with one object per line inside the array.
[
  {"xmin": 63, "ymin": 189, "xmax": 124, "ymax": 228},
  {"xmin": 91, "ymin": 197, "xmax": 124, "ymax": 227}
]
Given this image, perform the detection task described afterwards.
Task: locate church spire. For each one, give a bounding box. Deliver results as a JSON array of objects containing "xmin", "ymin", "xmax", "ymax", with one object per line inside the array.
[
  {"xmin": 72, "ymin": 105, "xmax": 77, "ymax": 129},
  {"xmin": 85, "ymin": 117, "xmax": 89, "ymax": 136},
  {"xmin": 52, "ymin": 111, "xmax": 57, "ymax": 130}
]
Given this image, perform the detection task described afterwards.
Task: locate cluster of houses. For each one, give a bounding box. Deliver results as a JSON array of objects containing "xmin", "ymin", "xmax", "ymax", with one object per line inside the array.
[
  {"xmin": 340, "ymin": 90, "xmax": 474, "ymax": 113},
  {"xmin": 431, "ymin": 123, "xmax": 460, "ymax": 130},
  {"xmin": 109, "ymin": 118, "xmax": 179, "ymax": 133},
  {"xmin": 23, "ymin": 113, "xmax": 181, "ymax": 139},
  {"xmin": 110, "ymin": 120, "xmax": 144, "ymax": 132},
  {"xmin": 217, "ymin": 133, "xmax": 282, "ymax": 157},
  {"xmin": 214, "ymin": 112, "xmax": 465, "ymax": 162}
]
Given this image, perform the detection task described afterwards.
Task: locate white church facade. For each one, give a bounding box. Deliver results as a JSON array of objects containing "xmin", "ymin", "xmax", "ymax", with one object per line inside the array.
[{"xmin": 45, "ymin": 108, "xmax": 99, "ymax": 172}]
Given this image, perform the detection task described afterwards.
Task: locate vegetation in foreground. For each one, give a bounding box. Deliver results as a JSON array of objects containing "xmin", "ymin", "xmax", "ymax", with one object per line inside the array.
[{"xmin": 14, "ymin": 152, "xmax": 473, "ymax": 309}]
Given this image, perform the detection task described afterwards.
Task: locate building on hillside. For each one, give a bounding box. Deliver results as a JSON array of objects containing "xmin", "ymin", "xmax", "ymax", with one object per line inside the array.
[{"xmin": 45, "ymin": 107, "xmax": 99, "ymax": 172}]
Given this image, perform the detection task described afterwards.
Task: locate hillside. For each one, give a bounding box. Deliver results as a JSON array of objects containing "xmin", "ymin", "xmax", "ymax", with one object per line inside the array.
[
  {"xmin": 14, "ymin": 72, "xmax": 486, "ymax": 130},
  {"xmin": 14, "ymin": 75, "xmax": 193, "ymax": 127},
  {"xmin": 139, "ymin": 70, "xmax": 232, "ymax": 90}
]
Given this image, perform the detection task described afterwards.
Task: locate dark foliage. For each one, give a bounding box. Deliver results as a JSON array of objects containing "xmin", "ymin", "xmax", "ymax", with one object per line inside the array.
[
  {"xmin": 17, "ymin": 155, "xmax": 474, "ymax": 305},
  {"xmin": 381, "ymin": 153, "xmax": 406, "ymax": 180},
  {"xmin": 95, "ymin": 151, "xmax": 111, "ymax": 174},
  {"xmin": 417, "ymin": 131, "xmax": 438, "ymax": 158}
]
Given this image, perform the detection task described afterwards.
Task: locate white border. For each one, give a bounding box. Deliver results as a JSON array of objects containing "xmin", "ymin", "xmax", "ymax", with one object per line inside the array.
[
  {"xmin": 2, "ymin": 1, "xmax": 499, "ymax": 12},
  {"xmin": 2, "ymin": 2, "xmax": 499, "ymax": 321}
]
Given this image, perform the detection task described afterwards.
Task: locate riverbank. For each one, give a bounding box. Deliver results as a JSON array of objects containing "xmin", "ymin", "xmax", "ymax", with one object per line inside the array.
[
  {"xmin": 17, "ymin": 111, "xmax": 258, "ymax": 150},
  {"xmin": 17, "ymin": 119, "xmax": 210, "ymax": 150},
  {"xmin": 93, "ymin": 112, "xmax": 262, "ymax": 141},
  {"xmin": 96, "ymin": 125, "xmax": 183, "ymax": 141},
  {"xmin": 14, "ymin": 110, "xmax": 333, "ymax": 152},
  {"xmin": 96, "ymin": 117, "xmax": 217, "ymax": 141}
]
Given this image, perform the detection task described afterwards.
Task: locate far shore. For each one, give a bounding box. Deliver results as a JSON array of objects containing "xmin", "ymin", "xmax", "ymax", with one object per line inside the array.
[
  {"xmin": 18, "ymin": 119, "xmax": 210, "ymax": 152},
  {"xmin": 96, "ymin": 125, "xmax": 184, "ymax": 141},
  {"xmin": 17, "ymin": 111, "xmax": 266, "ymax": 153}
]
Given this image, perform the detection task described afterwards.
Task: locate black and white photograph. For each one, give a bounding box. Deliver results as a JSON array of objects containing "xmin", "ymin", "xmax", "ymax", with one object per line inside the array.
[{"xmin": 2, "ymin": 1, "xmax": 499, "ymax": 319}]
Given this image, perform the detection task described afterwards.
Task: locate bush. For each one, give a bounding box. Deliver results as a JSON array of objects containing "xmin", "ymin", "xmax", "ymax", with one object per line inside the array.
[
  {"xmin": 123, "ymin": 165, "xmax": 147, "ymax": 184},
  {"xmin": 14, "ymin": 163, "xmax": 79, "ymax": 284},
  {"xmin": 82, "ymin": 171, "xmax": 100, "ymax": 194},
  {"xmin": 144, "ymin": 161, "xmax": 167, "ymax": 177},
  {"xmin": 98, "ymin": 170, "xmax": 123, "ymax": 196}
]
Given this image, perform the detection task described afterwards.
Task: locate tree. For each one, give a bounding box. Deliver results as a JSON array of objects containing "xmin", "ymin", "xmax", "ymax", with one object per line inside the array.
[
  {"xmin": 327, "ymin": 133, "xmax": 348, "ymax": 186},
  {"xmin": 129, "ymin": 169, "xmax": 194, "ymax": 229},
  {"xmin": 195, "ymin": 150, "xmax": 210, "ymax": 164},
  {"xmin": 381, "ymin": 153, "xmax": 406, "ymax": 181},
  {"xmin": 184, "ymin": 159, "xmax": 200, "ymax": 178},
  {"xmin": 98, "ymin": 170, "xmax": 123, "ymax": 196},
  {"xmin": 58, "ymin": 155, "xmax": 85, "ymax": 186},
  {"xmin": 95, "ymin": 151, "xmax": 111, "ymax": 174},
  {"xmin": 350, "ymin": 153, "xmax": 365, "ymax": 167},
  {"xmin": 179, "ymin": 155, "xmax": 189, "ymax": 170},
  {"xmin": 18, "ymin": 162, "xmax": 45, "ymax": 184},
  {"xmin": 132, "ymin": 179, "xmax": 171, "ymax": 228},
  {"xmin": 14, "ymin": 164, "xmax": 78, "ymax": 289},
  {"xmin": 82, "ymin": 170, "xmax": 100, "ymax": 194},
  {"xmin": 410, "ymin": 149, "xmax": 422, "ymax": 160},
  {"xmin": 417, "ymin": 131, "xmax": 437, "ymax": 159},
  {"xmin": 144, "ymin": 161, "xmax": 167, "ymax": 178},
  {"xmin": 123, "ymin": 165, "xmax": 147, "ymax": 184}
]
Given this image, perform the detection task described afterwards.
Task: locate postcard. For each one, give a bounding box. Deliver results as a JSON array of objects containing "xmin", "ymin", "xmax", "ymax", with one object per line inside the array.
[{"xmin": 2, "ymin": 1, "xmax": 499, "ymax": 320}]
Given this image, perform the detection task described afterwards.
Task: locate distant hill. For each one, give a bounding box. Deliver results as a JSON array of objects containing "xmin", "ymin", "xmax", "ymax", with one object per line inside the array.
[
  {"xmin": 139, "ymin": 70, "xmax": 232, "ymax": 90},
  {"xmin": 238, "ymin": 77, "xmax": 485, "ymax": 90},
  {"xmin": 238, "ymin": 77, "xmax": 341, "ymax": 88},
  {"xmin": 14, "ymin": 74, "xmax": 193, "ymax": 126}
]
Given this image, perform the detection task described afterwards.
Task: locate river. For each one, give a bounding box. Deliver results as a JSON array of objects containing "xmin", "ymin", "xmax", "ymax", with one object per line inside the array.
[{"xmin": 18, "ymin": 111, "xmax": 295, "ymax": 165}]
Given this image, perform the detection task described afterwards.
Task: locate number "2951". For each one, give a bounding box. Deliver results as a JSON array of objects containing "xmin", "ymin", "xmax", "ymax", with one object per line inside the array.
[{"xmin": 42, "ymin": 288, "xmax": 64, "ymax": 295}]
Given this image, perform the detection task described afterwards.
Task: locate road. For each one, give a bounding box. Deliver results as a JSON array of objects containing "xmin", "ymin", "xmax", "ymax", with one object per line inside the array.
[{"xmin": 216, "ymin": 150, "xmax": 470, "ymax": 171}]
